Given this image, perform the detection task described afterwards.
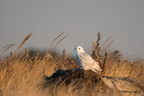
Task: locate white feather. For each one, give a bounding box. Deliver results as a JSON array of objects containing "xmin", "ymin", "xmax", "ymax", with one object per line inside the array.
[{"xmin": 74, "ymin": 46, "xmax": 101, "ymax": 73}]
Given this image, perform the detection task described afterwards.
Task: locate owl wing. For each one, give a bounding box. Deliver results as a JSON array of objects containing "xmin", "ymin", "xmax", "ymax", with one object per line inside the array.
[
  {"xmin": 75, "ymin": 54, "xmax": 83, "ymax": 68},
  {"xmin": 78, "ymin": 52, "xmax": 101, "ymax": 72}
]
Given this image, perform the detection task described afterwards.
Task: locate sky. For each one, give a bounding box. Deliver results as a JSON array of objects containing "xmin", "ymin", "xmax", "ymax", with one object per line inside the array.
[{"xmin": 0, "ymin": 0, "xmax": 144, "ymax": 59}]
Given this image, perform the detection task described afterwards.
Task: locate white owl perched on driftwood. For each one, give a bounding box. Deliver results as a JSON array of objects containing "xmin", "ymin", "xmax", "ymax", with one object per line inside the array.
[{"xmin": 73, "ymin": 46, "xmax": 101, "ymax": 73}]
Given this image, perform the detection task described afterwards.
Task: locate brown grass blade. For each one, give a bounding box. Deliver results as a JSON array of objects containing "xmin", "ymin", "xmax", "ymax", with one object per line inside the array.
[
  {"xmin": 0, "ymin": 44, "xmax": 16, "ymax": 56},
  {"xmin": 0, "ymin": 44, "xmax": 16, "ymax": 52},
  {"xmin": 50, "ymin": 34, "xmax": 68, "ymax": 54},
  {"xmin": 50, "ymin": 31, "xmax": 65, "ymax": 46},
  {"xmin": 104, "ymin": 39, "xmax": 115, "ymax": 52},
  {"xmin": 46, "ymin": 32, "xmax": 66, "ymax": 53},
  {"xmin": 101, "ymin": 36, "xmax": 113, "ymax": 49},
  {"xmin": 16, "ymin": 32, "xmax": 32, "ymax": 57}
]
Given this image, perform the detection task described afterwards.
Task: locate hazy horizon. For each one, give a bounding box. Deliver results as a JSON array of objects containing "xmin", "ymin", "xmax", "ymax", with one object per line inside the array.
[{"xmin": 0, "ymin": 0, "xmax": 144, "ymax": 59}]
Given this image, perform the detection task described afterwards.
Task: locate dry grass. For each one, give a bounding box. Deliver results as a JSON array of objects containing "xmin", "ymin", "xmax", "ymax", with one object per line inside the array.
[{"xmin": 0, "ymin": 32, "xmax": 143, "ymax": 96}]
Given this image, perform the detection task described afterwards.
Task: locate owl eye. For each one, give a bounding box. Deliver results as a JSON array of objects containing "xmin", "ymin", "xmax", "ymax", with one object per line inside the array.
[{"xmin": 78, "ymin": 48, "xmax": 80, "ymax": 50}]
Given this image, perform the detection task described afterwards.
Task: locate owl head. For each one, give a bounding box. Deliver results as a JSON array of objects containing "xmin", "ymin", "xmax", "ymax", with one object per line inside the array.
[{"xmin": 73, "ymin": 46, "xmax": 85, "ymax": 53}]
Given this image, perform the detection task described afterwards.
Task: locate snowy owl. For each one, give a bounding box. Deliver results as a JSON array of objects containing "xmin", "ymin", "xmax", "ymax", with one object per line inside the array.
[{"xmin": 73, "ymin": 46, "xmax": 101, "ymax": 73}]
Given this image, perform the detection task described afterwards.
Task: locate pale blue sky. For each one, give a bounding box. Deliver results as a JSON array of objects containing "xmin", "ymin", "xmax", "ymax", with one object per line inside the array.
[{"xmin": 0, "ymin": 0, "xmax": 144, "ymax": 58}]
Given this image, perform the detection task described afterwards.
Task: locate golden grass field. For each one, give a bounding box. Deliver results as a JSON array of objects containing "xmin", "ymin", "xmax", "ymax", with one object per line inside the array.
[{"xmin": 0, "ymin": 32, "xmax": 144, "ymax": 96}]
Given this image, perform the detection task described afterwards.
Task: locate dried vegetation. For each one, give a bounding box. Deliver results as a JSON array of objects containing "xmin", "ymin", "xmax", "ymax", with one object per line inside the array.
[{"xmin": 0, "ymin": 32, "xmax": 143, "ymax": 96}]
